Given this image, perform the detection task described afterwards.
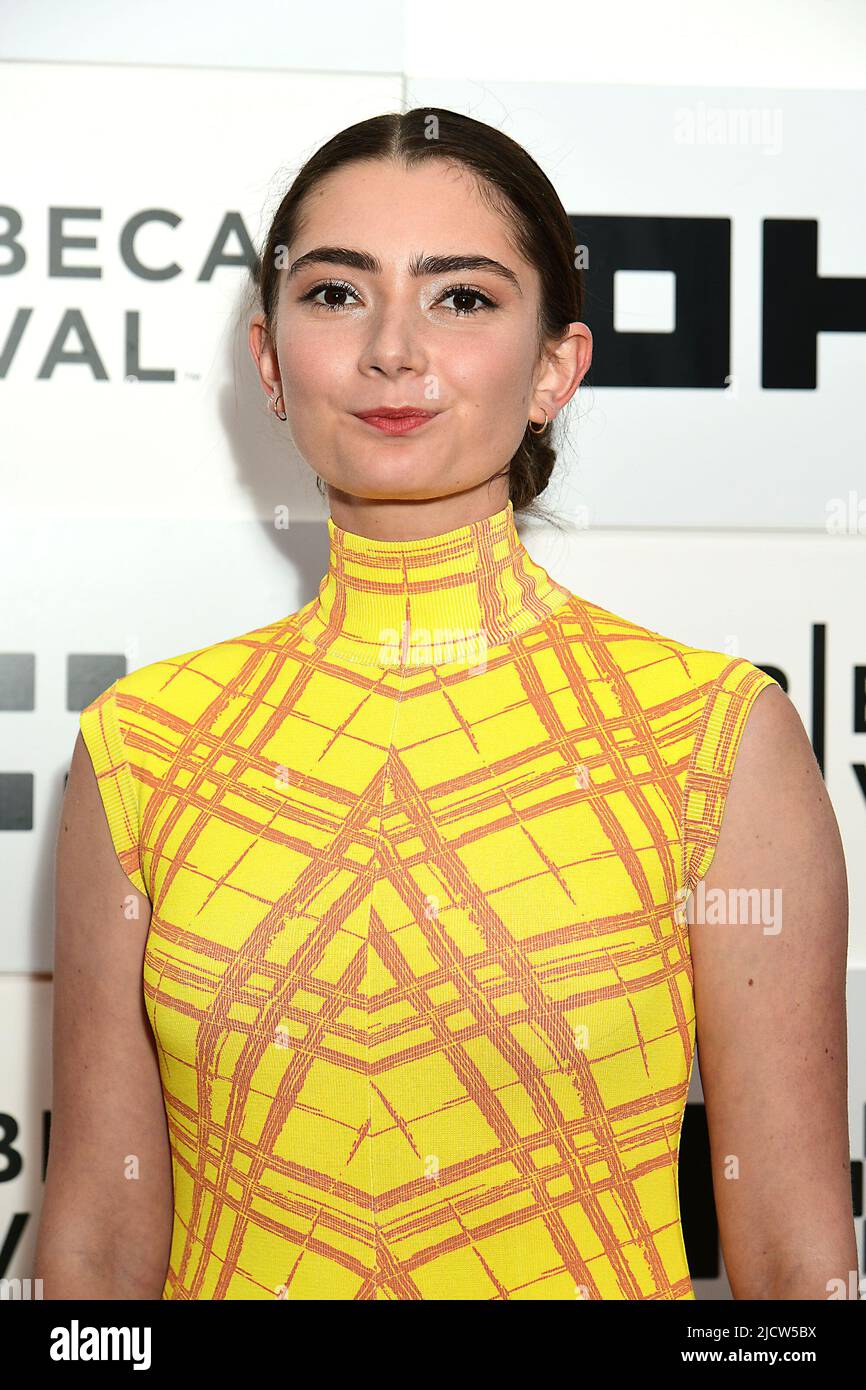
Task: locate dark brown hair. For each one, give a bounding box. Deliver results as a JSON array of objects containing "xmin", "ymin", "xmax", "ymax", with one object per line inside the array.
[{"xmin": 250, "ymin": 107, "xmax": 584, "ymax": 521}]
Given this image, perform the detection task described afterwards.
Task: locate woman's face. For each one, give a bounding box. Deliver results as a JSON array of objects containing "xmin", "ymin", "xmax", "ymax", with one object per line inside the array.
[{"xmin": 250, "ymin": 158, "xmax": 589, "ymax": 506}]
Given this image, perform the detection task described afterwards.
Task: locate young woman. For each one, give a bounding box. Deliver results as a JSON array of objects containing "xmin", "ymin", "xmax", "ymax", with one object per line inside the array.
[{"xmin": 38, "ymin": 108, "xmax": 855, "ymax": 1301}]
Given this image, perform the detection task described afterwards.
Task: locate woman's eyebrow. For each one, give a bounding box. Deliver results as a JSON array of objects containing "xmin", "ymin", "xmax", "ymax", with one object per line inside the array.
[{"xmin": 286, "ymin": 246, "xmax": 522, "ymax": 293}]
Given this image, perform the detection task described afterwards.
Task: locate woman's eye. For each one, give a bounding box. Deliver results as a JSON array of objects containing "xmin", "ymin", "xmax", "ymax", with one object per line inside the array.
[
  {"xmin": 438, "ymin": 285, "xmax": 497, "ymax": 316},
  {"xmin": 302, "ymin": 280, "xmax": 360, "ymax": 312}
]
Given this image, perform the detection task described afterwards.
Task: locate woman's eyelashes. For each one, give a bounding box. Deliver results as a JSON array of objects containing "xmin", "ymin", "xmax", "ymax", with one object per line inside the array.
[{"xmin": 298, "ymin": 278, "xmax": 498, "ymax": 317}]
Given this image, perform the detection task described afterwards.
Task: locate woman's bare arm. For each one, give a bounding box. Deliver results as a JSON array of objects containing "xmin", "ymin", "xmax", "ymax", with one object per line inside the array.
[
  {"xmin": 690, "ymin": 684, "xmax": 857, "ymax": 1299},
  {"xmin": 35, "ymin": 730, "xmax": 173, "ymax": 1299}
]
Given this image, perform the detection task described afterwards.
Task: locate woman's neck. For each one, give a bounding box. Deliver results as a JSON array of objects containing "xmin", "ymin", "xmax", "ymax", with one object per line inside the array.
[
  {"xmin": 294, "ymin": 498, "xmax": 571, "ymax": 670},
  {"xmin": 324, "ymin": 479, "xmax": 512, "ymax": 544}
]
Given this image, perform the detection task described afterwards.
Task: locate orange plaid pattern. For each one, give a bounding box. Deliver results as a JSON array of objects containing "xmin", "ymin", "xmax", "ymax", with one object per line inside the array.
[{"xmin": 79, "ymin": 501, "xmax": 778, "ymax": 1299}]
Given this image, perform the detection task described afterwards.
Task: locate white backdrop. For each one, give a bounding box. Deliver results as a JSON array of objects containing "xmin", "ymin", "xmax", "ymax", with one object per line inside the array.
[{"xmin": 1, "ymin": 4, "xmax": 864, "ymax": 1300}]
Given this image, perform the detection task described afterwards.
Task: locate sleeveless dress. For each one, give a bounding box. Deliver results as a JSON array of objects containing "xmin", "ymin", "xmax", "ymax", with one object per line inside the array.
[{"xmin": 78, "ymin": 500, "xmax": 779, "ymax": 1300}]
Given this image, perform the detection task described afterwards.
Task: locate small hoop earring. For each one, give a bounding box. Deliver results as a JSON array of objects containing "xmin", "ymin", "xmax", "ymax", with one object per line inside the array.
[
  {"xmin": 528, "ymin": 410, "xmax": 549, "ymax": 435},
  {"xmin": 271, "ymin": 391, "xmax": 287, "ymax": 421}
]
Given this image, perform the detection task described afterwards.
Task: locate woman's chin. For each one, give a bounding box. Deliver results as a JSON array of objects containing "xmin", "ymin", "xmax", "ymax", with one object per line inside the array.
[{"xmin": 322, "ymin": 462, "xmax": 459, "ymax": 503}]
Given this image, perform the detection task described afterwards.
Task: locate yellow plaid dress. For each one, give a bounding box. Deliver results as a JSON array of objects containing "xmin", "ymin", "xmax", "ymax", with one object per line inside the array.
[{"xmin": 79, "ymin": 500, "xmax": 778, "ymax": 1300}]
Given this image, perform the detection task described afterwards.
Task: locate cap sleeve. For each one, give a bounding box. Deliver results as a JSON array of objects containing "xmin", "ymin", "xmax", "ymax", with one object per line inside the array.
[
  {"xmin": 682, "ymin": 656, "xmax": 782, "ymax": 895},
  {"xmin": 78, "ymin": 678, "xmax": 149, "ymax": 900}
]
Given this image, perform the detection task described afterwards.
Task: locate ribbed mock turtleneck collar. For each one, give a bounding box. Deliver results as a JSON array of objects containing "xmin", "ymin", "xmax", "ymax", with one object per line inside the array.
[{"xmin": 295, "ymin": 500, "xmax": 571, "ymax": 670}]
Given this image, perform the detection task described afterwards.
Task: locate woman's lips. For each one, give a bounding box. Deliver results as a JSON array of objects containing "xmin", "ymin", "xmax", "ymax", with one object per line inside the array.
[{"xmin": 353, "ymin": 411, "xmax": 438, "ymax": 436}]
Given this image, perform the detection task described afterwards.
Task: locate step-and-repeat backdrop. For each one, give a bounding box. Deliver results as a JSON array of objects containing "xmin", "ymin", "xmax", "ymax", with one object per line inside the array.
[{"xmin": 1, "ymin": 62, "xmax": 864, "ymax": 1298}]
